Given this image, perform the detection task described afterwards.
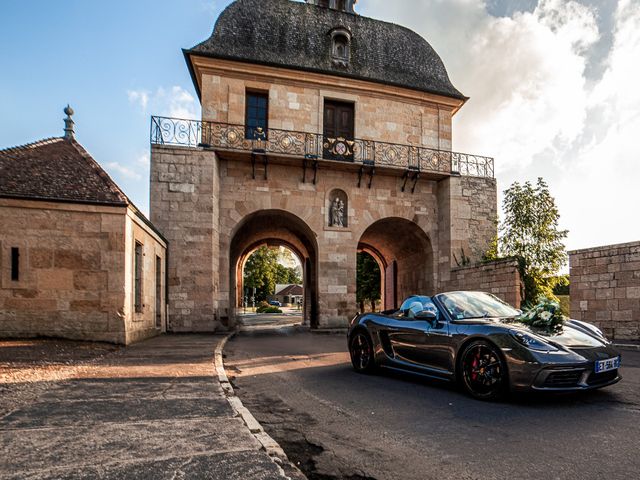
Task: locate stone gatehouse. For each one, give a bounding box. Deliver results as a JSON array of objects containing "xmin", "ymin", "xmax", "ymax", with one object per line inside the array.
[{"xmin": 150, "ymin": 0, "xmax": 521, "ymax": 332}]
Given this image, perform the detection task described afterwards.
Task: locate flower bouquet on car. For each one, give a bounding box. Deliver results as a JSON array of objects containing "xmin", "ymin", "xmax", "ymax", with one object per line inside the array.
[{"xmin": 516, "ymin": 298, "xmax": 567, "ymax": 333}]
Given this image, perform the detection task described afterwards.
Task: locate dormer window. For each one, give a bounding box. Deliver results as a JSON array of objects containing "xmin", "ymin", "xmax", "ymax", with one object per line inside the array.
[
  {"xmin": 306, "ymin": 0, "xmax": 357, "ymax": 14},
  {"xmin": 330, "ymin": 28, "xmax": 352, "ymax": 68}
]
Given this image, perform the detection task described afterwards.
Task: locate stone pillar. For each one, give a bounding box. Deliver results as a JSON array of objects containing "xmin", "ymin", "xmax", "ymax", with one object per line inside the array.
[{"xmin": 150, "ymin": 145, "xmax": 221, "ymax": 332}]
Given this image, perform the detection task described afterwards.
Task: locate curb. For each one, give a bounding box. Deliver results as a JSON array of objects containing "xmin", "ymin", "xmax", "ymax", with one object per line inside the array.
[
  {"xmin": 613, "ymin": 343, "xmax": 640, "ymax": 352},
  {"xmin": 214, "ymin": 331, "xmax": 306, "ymax": 479}
]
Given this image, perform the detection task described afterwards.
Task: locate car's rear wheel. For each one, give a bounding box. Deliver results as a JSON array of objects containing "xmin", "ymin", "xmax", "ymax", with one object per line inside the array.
[
  {"xmin": 460, "ymin": 340, "xmax": 507, "ymax": 401},
  {"xmin": 349, "ymin": 331, "xmax": 376, "ymax": 373}
]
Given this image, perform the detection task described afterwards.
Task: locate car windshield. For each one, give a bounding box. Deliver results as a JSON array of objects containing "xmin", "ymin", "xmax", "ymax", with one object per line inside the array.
[{"xmin": 436, "ymin": 292, "xmax": 519, "ymax": 320}]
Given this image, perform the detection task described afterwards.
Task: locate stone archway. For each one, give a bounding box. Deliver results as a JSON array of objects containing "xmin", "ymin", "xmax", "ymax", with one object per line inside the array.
[
  {"xmin": 357, "ymin": 218, "xmax": 434, "ymax": 310},
  {"xmin": 229, "ymin": 210, "xmax": 319, "ymax": 327}
]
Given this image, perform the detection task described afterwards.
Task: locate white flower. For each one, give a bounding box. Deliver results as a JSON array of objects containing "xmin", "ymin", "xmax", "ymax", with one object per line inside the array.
[{"xmin": 540, "ymin": 311, "xmax": 552, "ymax": 321}]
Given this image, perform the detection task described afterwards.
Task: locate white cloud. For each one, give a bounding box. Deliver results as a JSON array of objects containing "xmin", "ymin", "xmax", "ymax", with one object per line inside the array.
[
  {"xmin": 364, "ymin": 0, "xmax": 638, "ymax": 251},
  {"xmin": 127, "ymin": 86, "xmax": 199, "ymax": 119},
  {"xmin": 127, "ymin": 90, "xmax": 150, "ymax": 111},
  {"xmin": 106, "ymin": 161, "xmax": 142, "ymax": 181}
]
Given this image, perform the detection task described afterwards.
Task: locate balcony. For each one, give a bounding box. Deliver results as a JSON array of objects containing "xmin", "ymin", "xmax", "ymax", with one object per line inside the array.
[{"xmin": 150, "ymin": 116, "xmax": 494, "ymax": 179}]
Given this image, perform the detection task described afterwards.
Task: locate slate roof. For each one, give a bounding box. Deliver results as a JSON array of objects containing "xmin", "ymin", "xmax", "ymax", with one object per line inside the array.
[
  {"xmin": 0, "ymin": 137, "xmax": 129, "ymax": 206},
  {"xmin": 276, "ymin": 284, "xmax": 304, "ymax": 296},
  {"xmin": 185, "ymin": 0, "xmax": 465, "ymax": 100}
]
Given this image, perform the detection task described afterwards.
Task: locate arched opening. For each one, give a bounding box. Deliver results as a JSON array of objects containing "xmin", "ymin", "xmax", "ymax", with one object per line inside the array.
[
  {"xmin": 357, "ymin": 218, "xmax": 434, "ymax": 311},
  {"xmin": 356, "ymin": 251, "xmax": 382, "ymax": 313},
  {"xmin": 230, "ymin": 210, "xmax": 319, "ymax": 327}
]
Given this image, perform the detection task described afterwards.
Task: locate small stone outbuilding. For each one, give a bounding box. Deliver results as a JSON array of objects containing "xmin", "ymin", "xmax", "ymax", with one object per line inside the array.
[{"xmin": 0, "ymin": 111, "xmax": 168, "ymax": 345}]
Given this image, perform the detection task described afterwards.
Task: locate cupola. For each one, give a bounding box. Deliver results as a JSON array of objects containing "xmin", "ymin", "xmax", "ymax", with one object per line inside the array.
[{"xmin": 306, "ymin": 0, "xmax": 357, "ymax": 14}]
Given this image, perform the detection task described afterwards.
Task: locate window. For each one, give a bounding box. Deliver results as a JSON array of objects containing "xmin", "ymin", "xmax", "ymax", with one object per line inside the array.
[
  {"xmin": 10, "ymin": 247, "xmax": 19, "ymax": 281},
  {"xmin": 134, "ymin": 242, "xmax": 143, "ymax": 313},
  {"xmin": 336, "ymin": 0, "xmax": 345, "ymax": 10},
  {"xmin": 245, "ymin": 91, "xmax": 269, "ymax": 140},
  {"xmin": 155, "ymin": 255, "xmax": 162, "ymax": 329},
  {"xmin": 330, "ymin": 28, "xmax": 351, "ymax": 68}
]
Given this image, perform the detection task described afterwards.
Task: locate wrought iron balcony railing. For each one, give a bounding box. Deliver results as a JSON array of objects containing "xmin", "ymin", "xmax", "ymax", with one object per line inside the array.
[{"xmin": 150, "ymin": 116, "xmax": 494, "ymax": 178}]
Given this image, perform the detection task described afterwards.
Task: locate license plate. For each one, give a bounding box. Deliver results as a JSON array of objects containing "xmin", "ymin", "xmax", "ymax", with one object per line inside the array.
[{"xmin": 595, "ymin": 357, "xmax": 621, "ymax": 373}]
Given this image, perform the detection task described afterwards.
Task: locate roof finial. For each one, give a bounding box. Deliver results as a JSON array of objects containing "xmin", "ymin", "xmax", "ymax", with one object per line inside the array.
[{"xmin": 63, "ymin": 105, "xmax": 75, "ymax": 140}]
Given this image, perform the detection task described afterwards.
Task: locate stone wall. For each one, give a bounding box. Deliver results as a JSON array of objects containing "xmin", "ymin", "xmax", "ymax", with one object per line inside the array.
[
  {"xmin": 442, "ymin": 259, "xmax": 522, "ymax": 309},
  {"xmin": 199, "ymin": 62, "xmax": 455, "ymax": 151},
  {"xmin": 0, "ymin": 199, "xmax": 166, "ymax": 345},
  {"xmin": 123, "ymin": 210, "xmax": 169, "ymax": 344},
  {"xmin": 569, "ymin": 242, "xmax": 640, "ymax": 341},
  {"xmin": 0, "ymin": 200, "xmax": 128, "ymax": 343},
  {"xmin": 150, "ymin": 145, "xmax": 220, "ymax": 333}
]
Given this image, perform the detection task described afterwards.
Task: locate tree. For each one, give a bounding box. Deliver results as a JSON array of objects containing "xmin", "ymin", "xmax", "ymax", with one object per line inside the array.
[
  {"xmin": 243, "ymin": 246, "xmax": 303, "ymax": 302},
  {"xmin": 498, "ymin": 178, "xmax": 568, "ymax": 304},
  {"xmin": 357, "ymin": 252, "xmax": 381, "ymax": 312}
]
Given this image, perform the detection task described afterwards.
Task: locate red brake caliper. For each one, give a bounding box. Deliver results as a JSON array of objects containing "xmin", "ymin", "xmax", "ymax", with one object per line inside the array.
[{"xmin": 471, "ymin": 351, "xmax": 480, "ymax": 381}]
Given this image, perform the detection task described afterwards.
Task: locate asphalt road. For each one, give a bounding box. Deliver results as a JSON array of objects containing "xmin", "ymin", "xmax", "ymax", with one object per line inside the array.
[{"xmin": 225, "ymin": 328, "xmax": 640, "ymax": 480}]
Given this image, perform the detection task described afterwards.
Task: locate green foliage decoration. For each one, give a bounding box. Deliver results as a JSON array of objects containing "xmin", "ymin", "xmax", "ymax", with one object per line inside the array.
[{"xmin": 516, "ymin": 297, "xmax": 567, "ymax": 332}]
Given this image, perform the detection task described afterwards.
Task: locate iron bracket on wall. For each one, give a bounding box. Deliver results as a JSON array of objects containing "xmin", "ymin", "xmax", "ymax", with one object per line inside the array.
[
  {"xmin": 251, "ymin": 149, "xmax": 267, "ymax": 180},
  {"xmin": 357, "ymin": 163, "xmax": 376, "ymax": 189},
  {"xmin": 401, "ymin": 168, "xmax": 420, "ymax": 193},
  {"xmin": 302, "ymin": 155, "xmax": 319, "ymax": 184},
  {"xmin": 313, "ymin": 160, "xmax": 319, "ymax": 185}
]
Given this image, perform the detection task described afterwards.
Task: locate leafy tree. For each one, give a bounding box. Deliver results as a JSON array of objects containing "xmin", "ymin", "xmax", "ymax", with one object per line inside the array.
[
  {"xmin": 243, "ymin": 246, "xmax": 280, "ymax": 302},
  {"xmin": 498, "ymin": 178, "xmax": 568, "ymax": 304},
  {"xmin": 275, "ymin": 263, "xmax": 302, "ymax": 285},
  {"xmin": 243, "ymin": 246, "xmax": 302, "ymax": 302},
  {"xmin": 357, "ymin": 252, "xmax": 381, "ymax": 312}
]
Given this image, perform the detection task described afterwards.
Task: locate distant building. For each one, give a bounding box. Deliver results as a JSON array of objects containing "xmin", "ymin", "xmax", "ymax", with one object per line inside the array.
[
  {"xmin": 272, "ymin": 284, "xmax": 304, "ymax": 306},
  {"xmin": 0, "ymin": 108, "xmax": 167, "ymax": 345}
]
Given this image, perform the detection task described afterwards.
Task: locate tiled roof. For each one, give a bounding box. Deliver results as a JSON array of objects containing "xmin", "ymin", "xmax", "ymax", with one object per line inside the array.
[
  {"xmin": 186, "ymin": 0, "xmax": 465, "ymax": 100},
  {"xmin": 0, "ymin": 137, "xmax": 129, "ymax": 206}
]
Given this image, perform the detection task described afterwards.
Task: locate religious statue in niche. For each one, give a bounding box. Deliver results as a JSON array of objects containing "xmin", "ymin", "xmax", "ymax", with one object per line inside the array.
[{"xmin": 330, "ymin": 197, "xmax": 346, "ymax": 228}]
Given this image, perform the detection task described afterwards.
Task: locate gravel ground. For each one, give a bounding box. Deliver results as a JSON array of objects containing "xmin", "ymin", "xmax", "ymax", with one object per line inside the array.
[{"xmin": 0, "ymin": 339, "xmax": 120, "ymax": 418}]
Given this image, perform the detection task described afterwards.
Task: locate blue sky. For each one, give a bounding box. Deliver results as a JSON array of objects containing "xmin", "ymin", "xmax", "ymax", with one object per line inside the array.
[
  {"xmin": 0, "ymin": 0, "xmax": 223, "ymax": 210},
  {"xmin": 1, "ymin": 0, "xmax": 638, "ymax": 252}
]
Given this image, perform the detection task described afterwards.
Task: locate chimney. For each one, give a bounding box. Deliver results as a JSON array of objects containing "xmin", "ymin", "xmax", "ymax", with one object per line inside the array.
[{"xmin": 63, "ymin": 105, "xmax": 75, "ymax": 140}]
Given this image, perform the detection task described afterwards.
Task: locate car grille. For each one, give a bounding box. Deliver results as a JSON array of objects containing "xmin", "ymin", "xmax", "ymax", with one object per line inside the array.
[
  {"xmin": 543, "ymin": 370, "xmax": 583, "ymax": 388},
  {"xmin": 587, "ymin": 369, "xmax": 618, "ymax": 386}
]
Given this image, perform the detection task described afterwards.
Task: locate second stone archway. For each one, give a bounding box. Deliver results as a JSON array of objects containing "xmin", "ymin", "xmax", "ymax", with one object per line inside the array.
[{"xmin": 357, "ymin": 218, "xmax": 434, "ymax": 310}]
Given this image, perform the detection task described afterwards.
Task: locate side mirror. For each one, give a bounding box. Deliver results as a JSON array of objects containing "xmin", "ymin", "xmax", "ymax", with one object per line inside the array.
[{"xmin": 415, "ymin": 310, "xmax": 437, "ymax": 322}]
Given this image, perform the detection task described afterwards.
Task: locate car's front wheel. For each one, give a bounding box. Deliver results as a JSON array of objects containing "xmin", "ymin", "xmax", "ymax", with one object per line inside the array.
[
  {"xmin": 460, "ymin": 340, "xmax": 508, "ymax": 401},
  {"xmin": 349, "ymin": 331, "xmax": 376, "ymax": 373}
]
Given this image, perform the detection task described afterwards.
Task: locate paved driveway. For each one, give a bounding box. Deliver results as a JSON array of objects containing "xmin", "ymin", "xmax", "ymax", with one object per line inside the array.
[
  {"xmin": 226, "ymin": 328, "xmax": 640, "ymax": 480},
  {"xmin": 1, "ymin": 335, "xmax": 290, "ymax": 480}
]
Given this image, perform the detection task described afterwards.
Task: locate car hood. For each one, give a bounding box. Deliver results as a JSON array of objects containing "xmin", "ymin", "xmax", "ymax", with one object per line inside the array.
[{"xmin": 503, "ymin": 319, "xmax": 607, "ymax": 348}]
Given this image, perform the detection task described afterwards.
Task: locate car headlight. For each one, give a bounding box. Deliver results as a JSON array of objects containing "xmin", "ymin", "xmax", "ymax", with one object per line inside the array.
[{"xmin": 510, "ymin": 330, "xmax": 558, "ymax": 352}]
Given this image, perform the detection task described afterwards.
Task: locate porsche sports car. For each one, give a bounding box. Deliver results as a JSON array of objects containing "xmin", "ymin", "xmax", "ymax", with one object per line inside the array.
[{"xmin": 348, "ymin": 291, "xmax": 621, "ymax": 400}]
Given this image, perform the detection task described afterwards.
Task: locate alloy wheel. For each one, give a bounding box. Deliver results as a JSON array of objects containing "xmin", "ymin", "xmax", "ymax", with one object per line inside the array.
[{"xmin": 461, "ymin": 342, "xmax": 506, "ymax": 400}]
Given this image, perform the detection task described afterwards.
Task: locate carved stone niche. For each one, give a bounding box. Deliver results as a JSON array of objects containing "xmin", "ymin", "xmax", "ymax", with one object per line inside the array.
[
  {"xmin": 330, "ymin": 27, "xmax": 352, "ymax": 68},
  {"xmin": 328, "ymin": 189, "xmax": 349, "ymax": 228}
]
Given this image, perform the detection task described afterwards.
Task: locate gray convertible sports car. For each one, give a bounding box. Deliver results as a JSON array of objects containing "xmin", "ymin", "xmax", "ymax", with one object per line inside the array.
[{"xmin": 348, "ymin": 291, "xmax": 621, "ymax": 400}]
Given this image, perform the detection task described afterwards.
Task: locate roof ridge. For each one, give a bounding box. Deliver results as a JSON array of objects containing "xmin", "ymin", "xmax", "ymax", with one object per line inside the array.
[
  {"xmin": 68, "ymin": 140, "xmax": 130, "ymax": 206},
  {"xmin": 0, "ymin": 137, "xmax": 64, "ymax": 156}
]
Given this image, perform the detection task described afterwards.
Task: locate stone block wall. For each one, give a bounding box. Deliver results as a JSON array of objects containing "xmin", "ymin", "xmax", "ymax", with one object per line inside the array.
[
  {"xmin": 200, "ymin": 67, "xmax": 454, "ymax": 151},
  {"xmin": 442, "ymin": 259, "xmax": 522, "ymax": 309},
  {"xmin": 0, "ymin": 199, "xmax": 168, "ymax": 345},
  {"xmin": 123, "ymin": 211, "xmax": 168, "ymax": 344},
  {"xmin": 0, "ymin": 200, "xmax": 128, "ymax": 343},
  {"xmin": 150, "ymin": 145, "xmax": 220, "ymax": 332},
  {"xmin": 570, "ymin": 242, "xmax": 640, "ymax": 341}
]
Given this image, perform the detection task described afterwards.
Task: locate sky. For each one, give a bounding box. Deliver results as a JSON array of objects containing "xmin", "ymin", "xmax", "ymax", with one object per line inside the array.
[{"xmin": 1, "ymin": 0, "xmax": 638, "ymax": 253}]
